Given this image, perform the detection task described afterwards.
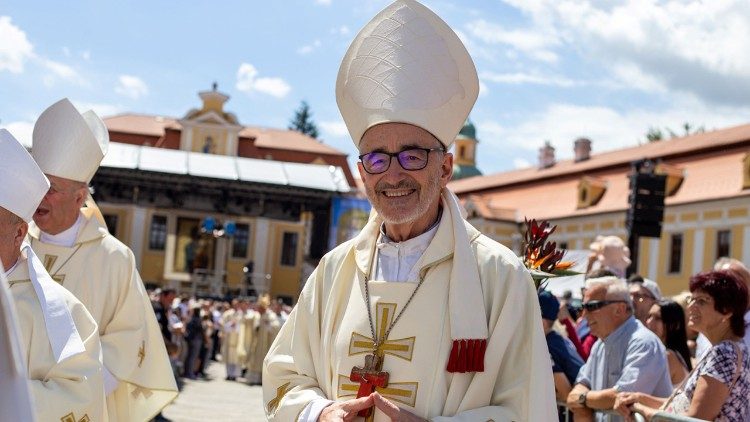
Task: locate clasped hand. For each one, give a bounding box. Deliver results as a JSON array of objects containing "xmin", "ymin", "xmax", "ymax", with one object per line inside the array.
[{"xmin": 318, "ymin": 392, "xmax": 428, "ymax": 422}]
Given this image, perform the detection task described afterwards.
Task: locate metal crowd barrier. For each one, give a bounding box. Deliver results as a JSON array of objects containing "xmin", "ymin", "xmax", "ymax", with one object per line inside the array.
[{"xmin": 557, "ymin": 402, "xmax": 708, "ymax": 422}]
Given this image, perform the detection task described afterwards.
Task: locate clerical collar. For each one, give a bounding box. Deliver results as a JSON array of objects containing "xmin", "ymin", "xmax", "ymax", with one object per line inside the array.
[
  {"xmin": 40, "ymin": 213, "xmax": 84, "ymax": 247},
  {"xmin": 373, "ymin": 208, "xmax": 442, "ymax": 283}
]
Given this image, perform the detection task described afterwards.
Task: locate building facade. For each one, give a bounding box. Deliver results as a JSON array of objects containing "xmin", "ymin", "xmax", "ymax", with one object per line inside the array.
[
  {"xmin": 449, "ymin": 124, "xmax": 750, "ymax": 296},
  {"xmin": 93, "ymin": 86, "xmax": 355, "ymax": 302}
]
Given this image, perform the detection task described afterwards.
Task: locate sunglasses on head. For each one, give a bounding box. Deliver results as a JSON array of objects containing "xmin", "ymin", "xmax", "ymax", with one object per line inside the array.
[{"xmin": 581, "ymin": 300, "xmax": 626, "ymax": 312}]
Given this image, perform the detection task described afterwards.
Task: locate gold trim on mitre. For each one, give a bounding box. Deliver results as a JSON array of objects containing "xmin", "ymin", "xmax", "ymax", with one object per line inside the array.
[
  {"xmin": 32, "ymin": 98, "xmax": 109, "ymax": 184},
  {"xmin": 336, "ymin": 0, "xmax": 479, "ymax": 149}
]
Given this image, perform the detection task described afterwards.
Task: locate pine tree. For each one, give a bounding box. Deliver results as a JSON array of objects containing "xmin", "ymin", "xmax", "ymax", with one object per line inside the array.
[{"xmin": 289, "ymin": 101, "xmax": 319, "ymax": 139}]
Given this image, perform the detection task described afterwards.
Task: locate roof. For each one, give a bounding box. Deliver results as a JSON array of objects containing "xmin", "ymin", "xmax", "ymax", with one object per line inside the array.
[
  {"xmin": 450, "ymin": 123, "xmax": 750, "ymax": 221},
  {"xmin": 450, "ymin": 123, "xmax": 750, "ymax": 194},
  {"xmin": 452, "ymin": 164, "xmax": 482, "ymax": 180},
  {"xmin": 103, "ymin": 113, "xmax": 347, "ymax": 156},
  {"xmin": 100, "ymin": 142, "xmax": 352, "ymax": 193}
]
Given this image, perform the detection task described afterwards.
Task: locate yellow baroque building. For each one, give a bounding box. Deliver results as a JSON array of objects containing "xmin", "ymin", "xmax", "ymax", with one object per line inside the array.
[
  {"xmin": 90, "ymin": 86, "xmax": 356, "ymax": 303},
  {"xmin": 449, "ymin": 125, "xmax": 750, "ymax": 296}
]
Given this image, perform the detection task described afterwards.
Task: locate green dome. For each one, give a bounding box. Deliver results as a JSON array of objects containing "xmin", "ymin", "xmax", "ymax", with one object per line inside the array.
[
  {"xmin": 457, "ymin": 119, "xmax": 476, "ymax": 140},
  {"xmin": 452, "ymin": 163, "xmax": 482, "ymax": 180}
]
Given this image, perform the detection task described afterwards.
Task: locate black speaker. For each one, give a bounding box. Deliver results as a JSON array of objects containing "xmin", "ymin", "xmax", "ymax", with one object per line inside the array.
[{"xmin": 626, "ymin": 173, "xmax": 666, "ymax": 238}]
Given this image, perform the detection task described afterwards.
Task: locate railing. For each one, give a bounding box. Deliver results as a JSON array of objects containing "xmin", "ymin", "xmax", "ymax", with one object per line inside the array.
[{"xmin": 557, "ymin": 402, "xmax": 707, "ymax": 422}]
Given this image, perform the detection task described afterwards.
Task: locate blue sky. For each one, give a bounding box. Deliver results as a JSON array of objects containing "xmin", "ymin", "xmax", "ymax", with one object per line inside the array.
[{"xmin": 2, "ymin": 0, "xmax": 749, "ymax": 175}]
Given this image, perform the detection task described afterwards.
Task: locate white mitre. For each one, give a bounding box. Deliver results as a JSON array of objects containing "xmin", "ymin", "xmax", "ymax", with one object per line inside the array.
[
  {"xmin": 336, "ymin": 0, "xmax": 479, "ymax": 149},
  {"xmin": 32, "ymin": 98, "xmax": 109, "ymax": 184},
  {"xmin": 0, "ymin": 129, "xmax": 50, "ymax": 223}
]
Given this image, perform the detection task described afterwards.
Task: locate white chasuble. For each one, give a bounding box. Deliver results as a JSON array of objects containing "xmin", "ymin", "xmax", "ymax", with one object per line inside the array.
[
  {"xmin": 263, "ymin": 199, "xmax": 556, "ymax": 421},
  {"xmin": 249, "ymin": 309, "xmax": 281, "ymax": 377},
  {"xmin": 8, "ymin": 256, "xmax": 107, "ymax": 422},
  {"xmin": 28, "ymin": 208, "xmax": 178, "ymax": 421},
  {"xmin": 221, "ymin": 309, "xmax": 244, "ymax": 366}
]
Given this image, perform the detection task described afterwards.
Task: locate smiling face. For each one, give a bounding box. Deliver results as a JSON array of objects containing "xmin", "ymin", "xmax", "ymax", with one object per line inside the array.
[
  {"xmin": 357, "ymin": 123, "xmax": 453, "ymax": 241},
  {"xmin": 33, "ymin": 174, "xmax": 87, "ymax": 235},
  {"xmin": 687, "ymin": 289, "xmax": 729, "ymax": 335}
]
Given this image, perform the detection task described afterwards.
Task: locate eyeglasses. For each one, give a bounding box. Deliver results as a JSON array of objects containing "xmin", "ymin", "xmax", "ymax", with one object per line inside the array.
[
  {"xmin": 581, "ymin": 300, "xmax": 627, "ymax": 312},
  {"xmin": 359, "ymin": 147, "xmax": 445, "ymax": 174},
  {"xmin": 687, "ymin": 296, "xmax": 712, "ymax": 307}
]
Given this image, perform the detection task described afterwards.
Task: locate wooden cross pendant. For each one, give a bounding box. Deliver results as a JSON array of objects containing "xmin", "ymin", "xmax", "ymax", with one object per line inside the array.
[{"xmin": 349, "ymin": 353, "xmax": 389, "ymax": 417}]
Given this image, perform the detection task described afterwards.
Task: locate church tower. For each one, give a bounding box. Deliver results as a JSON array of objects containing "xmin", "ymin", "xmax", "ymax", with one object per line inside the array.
[
  {"xmin": 178, "ymin": 83, "xmax": 242, "ymax": 156},
  {"xmin": 451, "ymin": 118, "xmax": 482, "ymax": 180}
]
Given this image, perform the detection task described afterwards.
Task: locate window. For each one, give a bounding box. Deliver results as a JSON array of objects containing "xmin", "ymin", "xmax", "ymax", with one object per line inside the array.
[
  {"xmin": 232, "ymin": 224, "xmax": 250, "ymax": 258},
  {"xmin": 149, "ymin": 215, "xmax": 167, "ymax": 250},
  {"xmin": 716, "ymin": 230, "xmax": 731, "ymax": 260},
  {"xmin": 280, "ymin": 232, "xmax": 298, "ymax": 267},
  {"xmin": 103, "ymin": 214, "xmax": 119, "ymax": 238},
  {"xmin": 668, "ymin": 233, "xmax": 683, "ymax": 274},
  {"xmin": 459, "ymin": 145, "xmax": 466, "ymax": 160}
]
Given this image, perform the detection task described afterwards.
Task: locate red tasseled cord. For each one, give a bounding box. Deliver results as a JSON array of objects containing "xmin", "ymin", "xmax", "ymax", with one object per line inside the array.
[
  {"xmin": 447, "ymin": 339, "xmax": 460, "ymax": 372},
  {"xmin": 447, "ymin": 338, "xmax": 487, "ymax": 373}
]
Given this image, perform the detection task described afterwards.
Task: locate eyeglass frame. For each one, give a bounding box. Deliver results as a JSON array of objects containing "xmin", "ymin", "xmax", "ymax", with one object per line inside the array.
[
  {"xmin": 358, "ymin": 147, "xmax": 446, "ymax": 175},
  {"xmin": 581, "ymin": 299, "xmax": 627, "ymax": 312}
]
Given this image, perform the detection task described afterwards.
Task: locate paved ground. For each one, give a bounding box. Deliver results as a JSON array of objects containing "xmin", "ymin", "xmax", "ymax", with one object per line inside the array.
[{"xmin": 161, "ymin": 361, "xmax": 266, "ymax": 421}]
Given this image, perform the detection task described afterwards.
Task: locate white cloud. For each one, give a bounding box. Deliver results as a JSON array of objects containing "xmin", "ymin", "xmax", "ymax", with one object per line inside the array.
[
  {"xmin": 2, "ymin": 120, "xmax": 34, "ymax": 148},
  {"xmin": 70, "ymin": 100, "xmax": 123, "ymax": 118},
  {"xmin": 478, "ymin": 100, "xmax": 750, "ymax": 160},
  {"xmin": 114, "ymin": 75, "xmax": 149, "ymax": 99},
  {"xmin": 297, "ymin": 39, "xmax": 322, "ymax": 55},
  {"xmin": 499, "ymin": 0, "xmax": 750, "ymax": 105},
  {"xmin": 0, "ymin": 16, "xmax": 33, "ymax": 73},
  {"xmin": 513, "ymin": 158, "xmax": 532, "ymax": 169},
  {"xmin": 315, "ymin": 0, "xmax": 332, "ymax": 5},
  {"xmin": 39, "ymin": 58, "xmax": 86, "ymax": 87},
  {"xmin": 481, "ymin": 71, "xmax": 580, "ymax": 87},
  {"xmin": 466, "ymin": 19, "xmax": 559, "ymax": 63},
  {"xmin": 331, "ymin": 25, "xmax": 350, "ymax": 36},
  {"xmin": 319, "ymin": 120, "xmax": 349, "ymax": 138},
  {"xmin": 236, "ymin": 63, "xmax": 291, "ymax": 98}
]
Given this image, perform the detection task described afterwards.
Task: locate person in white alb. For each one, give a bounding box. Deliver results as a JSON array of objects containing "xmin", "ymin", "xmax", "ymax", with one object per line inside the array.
[
  {"xmin": 28, "ymin": 99, "xmax": 178, "ymax": 421},
  {"xmin": 261, "ymin": 1, "xmax": 556, "ymax": 421},
  {"xmin": 0, "ymin": 129, "xmax": 106, "ymax": 421}
]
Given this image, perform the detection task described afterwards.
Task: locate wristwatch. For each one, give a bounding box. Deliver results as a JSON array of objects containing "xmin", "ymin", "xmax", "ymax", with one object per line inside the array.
[{"xmin": 577, "ymin": 392, "xmax": 588, "ymax": 406}]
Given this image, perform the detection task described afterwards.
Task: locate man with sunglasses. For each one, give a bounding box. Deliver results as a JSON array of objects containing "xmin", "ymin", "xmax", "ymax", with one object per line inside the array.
[
  {"xmin": 262, "ymin": 1, "xmax": 556, "ymax": 421},
  {"xmin": 566, "ymin": 277, "xmax": 671, "ymax": 421}
]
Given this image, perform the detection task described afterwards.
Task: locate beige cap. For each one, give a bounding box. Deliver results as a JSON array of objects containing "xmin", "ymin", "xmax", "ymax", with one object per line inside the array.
[
  {"xmin": 0, "ymin": 129, "xmax": 50, "ymax": 222},
  {"xmin": 336, "ymin": 0, "xmax": 478, "ymax": 149},
  {"xmin": 32, "ymin": 98, "xmax": 109, "ymax": 183}
]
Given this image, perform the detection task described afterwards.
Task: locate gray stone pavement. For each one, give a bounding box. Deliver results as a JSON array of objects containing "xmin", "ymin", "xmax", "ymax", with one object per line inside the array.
[{"xmin": 161, "ymin": 361, "xmax": 266, "ymax": 421}]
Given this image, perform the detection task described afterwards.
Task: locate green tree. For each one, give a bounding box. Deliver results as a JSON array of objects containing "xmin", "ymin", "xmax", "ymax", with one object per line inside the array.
[
  {"xmin": 289, "ymin": 101, "xmax": 319, "ymax": 139},
  {"xmin": 645, "ymin": 122, "xmax": 705, "ymax": 142},
  {"xmin": 646, "ymin": 127, "xmax": 664, "ymax": 142}
]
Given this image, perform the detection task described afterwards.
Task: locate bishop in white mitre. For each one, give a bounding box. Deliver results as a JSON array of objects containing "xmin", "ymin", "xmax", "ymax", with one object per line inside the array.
[
  {"xmin": 27, "ymin": 99, "xmax": 178, "ymax": 421},
  {"xmin": 262, "ymin": 1, "xmax": 556, "ymax": 421},
  {"xmin": 0, "ymin": 129, "xmax": 107, "ymax": 421}
]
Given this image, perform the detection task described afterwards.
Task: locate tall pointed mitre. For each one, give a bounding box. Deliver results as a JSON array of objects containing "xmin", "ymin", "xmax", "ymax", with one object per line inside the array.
[
  {"xmin": 31, "ymin": 98, "xmax": 109, "ymax": 183},
  {"xmin": 0, "ymin": 129, "xmax": 50, "ymax": 223},
  {"xmin": 336, "ymin": 0, "xmax": 479, "ymax": 149}
]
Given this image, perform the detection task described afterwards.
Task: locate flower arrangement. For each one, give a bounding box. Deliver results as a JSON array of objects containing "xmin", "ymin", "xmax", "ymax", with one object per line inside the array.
[{"xmin": 522, "ymin": 218, "xmax": 578, "ymax": 291}]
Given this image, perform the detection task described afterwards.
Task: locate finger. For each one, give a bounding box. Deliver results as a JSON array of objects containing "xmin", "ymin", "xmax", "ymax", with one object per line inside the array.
[
  {"xmin": 372, "ymin": 392, "xmax": 400, "ymax": 418},
  {"xmin": 343, "ymin": 395, "xmax": 375, "ymax": 412}
]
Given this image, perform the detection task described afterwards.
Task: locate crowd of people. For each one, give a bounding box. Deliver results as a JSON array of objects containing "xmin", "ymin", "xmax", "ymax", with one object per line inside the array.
[
  {"xmin": 149, "ymin": 290, "xmax": 292, "ymax": 387},
  {"xmin": 541, "ymin": 238, "xmax": 750, "ymax": 421}
]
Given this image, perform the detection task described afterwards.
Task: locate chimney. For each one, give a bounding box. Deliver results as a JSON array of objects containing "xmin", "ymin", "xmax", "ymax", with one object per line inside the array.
[
  {"xmin": 538, "ymin": 141, "xmax": 556, "ymax": 169},
  {"xmin": 574, "ymin": 137, "xmax": 592, "ymax": 162}
]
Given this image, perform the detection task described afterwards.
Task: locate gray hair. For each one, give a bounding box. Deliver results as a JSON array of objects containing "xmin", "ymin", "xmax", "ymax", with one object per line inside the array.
[{"xmin": 585, "ymin": 276, "xmax": 633, "ymax": 310}]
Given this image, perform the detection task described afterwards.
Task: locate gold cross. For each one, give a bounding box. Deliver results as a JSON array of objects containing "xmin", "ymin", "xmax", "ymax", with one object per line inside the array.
[
  {"xmin": 267, "ymin": 382, "xmax": 292, "ymax": 414},
  {"xmin": 43, "ymin": 254, "xmax": 66, "ymax": 283},
  {"xmin": 137, "ymin": 341, "xmax": 145, "ymax": 367},
  {"xmin": 348, "ymin": 302, "xmax": 415, "ymax": 361},
  {"xmin": 60, "ymin": 412, "xmax": 90, "ymax": 422},
  {"xmin": 342, "ymin": 302, "xmax": 419, "ymax": 420}
]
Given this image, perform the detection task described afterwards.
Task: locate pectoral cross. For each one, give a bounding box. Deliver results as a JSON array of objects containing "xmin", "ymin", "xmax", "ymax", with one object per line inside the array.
[
  {"xmin": 137, "ymin": 341, "xmax": 145, "ymax": 367},
  {"xmin": 60, "ymin": 412, "xmax": 90, "ymax": 422},
  {"xmin": 44, "ymin": 254, "xmax": 66, "ymax": 283},
  {"xmin": 350, "ymin": 353, "xmax": 389, "ymax": 417}
]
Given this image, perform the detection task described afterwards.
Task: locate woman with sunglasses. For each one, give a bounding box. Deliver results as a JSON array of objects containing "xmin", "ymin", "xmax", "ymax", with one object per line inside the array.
[
  {"xmin": 614, "ymin": 270, "xmax": 750, "ymax": 421},
  {"xmin": 645, "ymin": 300, "xmax": 692, "ymax": 387}
]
